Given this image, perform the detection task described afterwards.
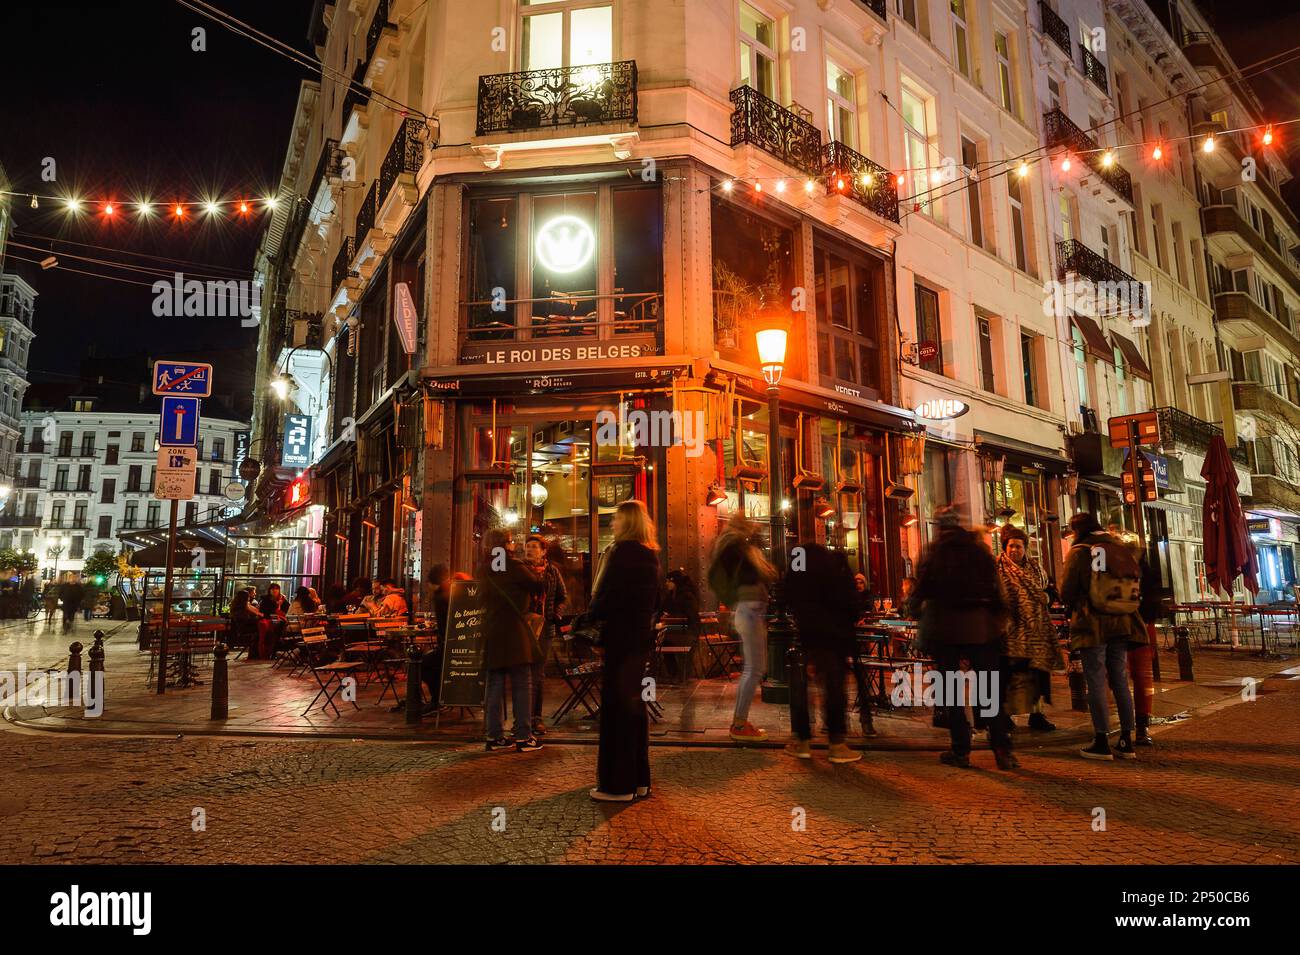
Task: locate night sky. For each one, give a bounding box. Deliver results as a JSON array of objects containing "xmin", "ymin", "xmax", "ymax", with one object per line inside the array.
[
  {"xmin": 0, "ymin": 0, "xmax": 315, "ymax": 390},
  {"xmin": 1, "ymin": 0, "xmax": 1297, "ymax": 393}
]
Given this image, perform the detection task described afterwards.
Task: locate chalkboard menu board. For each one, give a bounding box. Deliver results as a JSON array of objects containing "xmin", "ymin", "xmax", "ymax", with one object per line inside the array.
[{"xmin": 439, "ymin": 578, "xmax": 487, "ymax": 707}]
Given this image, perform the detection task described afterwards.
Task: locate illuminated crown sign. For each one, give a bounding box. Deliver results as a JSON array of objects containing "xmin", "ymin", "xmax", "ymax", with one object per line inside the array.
[{"xmin": 535, "ymin": 215, "xmax": 596, "ymax": 273}]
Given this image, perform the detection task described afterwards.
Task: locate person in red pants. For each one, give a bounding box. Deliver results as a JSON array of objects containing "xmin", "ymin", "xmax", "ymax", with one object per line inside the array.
[{"xmin": 1130, "ymin": 544, "xmax": 1163, "ymax": 747}]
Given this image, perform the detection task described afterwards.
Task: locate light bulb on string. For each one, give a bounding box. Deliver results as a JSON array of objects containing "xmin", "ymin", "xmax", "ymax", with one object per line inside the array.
[
  {"xmin": 204, "ymin": 201, "xmax": 220, "ymax": 216},
  {"xmin": 775, "ymin": 179, "xmax": 786, "ymax": 193},
  {"xmin": 1202, "ymin": 135, "xmax": 1215, "ymax": 153},
  {"xmin": 722, "ymin": 179, "xmax": 733, "ymax": 193},
  {"xmin": 264, "ymin": 196, "xmax": 278, "ymax": 210},
  {"xmin": 861, "ymin": 172, "xmax": 873, "ymax": 187},
  {"xmin": 65, "ymin": 197, "xmax": 81, "ymax": 212},
  {"xmin": 103, "ymin": 203, "xmax": 114, "ymax": 217},
  {"xmin": 836, "ymin": 176, "xmax": 846, "ymax": 191},
  {"xmin": 1101, "ymin": 150, "xmax": 1114, "ymax": 168},
  {"xmin": 1017, "ymin": 160, "xmax": 1029, "ymax": 178},
  {"xmin": 29, "ymin": 195, "xmax": 38, "ymax": 209},
  {"xmin": 804, "ymin": 179, "xmax": 815, "ymax": 194},
  {"xmin": 173, "ymin": 204, "xmax": 185, "ymax": 219},
  {"xmin": 238, "ymin": 200, "xmax": 250, "ymax": 215},
  {"xmin": 1151, "ymin": 143, "xmax": 1163, "ymax": 161},
  {"xmin": 1262, "ymin": 125, "xmax": 1274, "ymax": 146},
  {"xmin": 753, "ymin": 181, "xmax": 762, "ymax": 193},
  {"xmin": 896, "ymin": 174, "xmax": 905, "ymax": 187},
  {"xmin": 137, "ymin": 200, "xmax": 153, "ymax": 216},
  {"xmin": 1061, "ymin": 156, "xmax": 1072, "ymax": 172}
]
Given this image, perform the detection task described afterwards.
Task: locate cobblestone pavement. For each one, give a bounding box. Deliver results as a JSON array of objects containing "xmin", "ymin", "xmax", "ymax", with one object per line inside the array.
[{"xmin": 1, "ymin": 674, "xmax": 1296, "ymax": 864}]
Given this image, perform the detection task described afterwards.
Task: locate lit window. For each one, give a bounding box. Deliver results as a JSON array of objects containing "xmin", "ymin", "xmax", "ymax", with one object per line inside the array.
[
  {"xmin": 739, "ymin": 3, "xmax": 778, "ymax": 100},
  {"xmin": 825, "ymin": 59, "xmax": 857, "ymax": 148},
  {"xmin": 521, "ymin": 1, "xmax": 612, "ymax": 71}
]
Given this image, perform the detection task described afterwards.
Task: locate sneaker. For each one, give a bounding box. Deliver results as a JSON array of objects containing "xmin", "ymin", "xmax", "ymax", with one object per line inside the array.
[
  {"xmin": 729, "ymin": 721, "xmax": 767, "ymax": 743},
  {"xmin": 1134, "ymin": 729, "xmax": 1155, "ymax": 747},
  {"xmin": 784, "ymin": 739, "xmax": 812, "ymax": 760},
  {"xmin": 590, "ymin": 788, "xmax": 634, "ymax": 802},
  {"xmin": 634, "ymin": 786, "xmax": 652, "ymax": 799},
  {"xmin": 827, "ymin": 742, "xmax": 862, "ymax": 764},
  {"xmin": 531, "ymin": 719, "xmax": 547, "ymax": 737},
  {"xmin": 939, "ymin": 751, "xmax": 971, "ymax": 769},
  {"xmin": 515, "ymin": 736, "xmax": 544, "ymax": 753},
  {"xmin": 1113, "ymin": 736, "xmax": 1137, "ymax": 760},
  {"xmin": 1027, "ymin": 712, "xmax": 1056, "ymax": 732},
  {"xmin": 993, "ymin": 748, "xmax": 1020, "ymax": 771},
  {"xmin": 485, "ymin": 737, "xmax": 514, "ymax": 752},
  {"xmin": 1079, "ymin": 737, "xmax": 1114, "ymax": 761}
]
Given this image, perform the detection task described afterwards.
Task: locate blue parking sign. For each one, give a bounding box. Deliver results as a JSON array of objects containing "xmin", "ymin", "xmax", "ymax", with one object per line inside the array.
[{"xmin": 159, "ymin": 396, "xmax": 200, "ymax": 447}]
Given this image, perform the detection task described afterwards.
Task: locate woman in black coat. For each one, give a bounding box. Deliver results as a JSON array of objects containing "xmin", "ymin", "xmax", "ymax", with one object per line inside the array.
[{"xmin": 588, "ymin": 500, "xmax": 661, "ymax": 802}]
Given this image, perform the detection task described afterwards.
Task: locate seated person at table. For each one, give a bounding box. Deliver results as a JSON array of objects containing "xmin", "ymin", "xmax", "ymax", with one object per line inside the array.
[
  {"xmin": 256, "ymin": 584, "xmax": 289, "ymax": 658},
  {"xmin": 229, "ymin": 589, "xmax": 263, "ymax": 656},
  {"xmin": 897, "ymin": 577, "xmax": 918, "ymax": 619},
  {"xmin": 360, "ymin": 580, "xmax": 385, "ymax": 616},
  {"xmin": 322, "ymin": 583, "xmax": 349, "ymax": 614},
  {"xmin": 375, "ymin": 579, "xmax": 409, "ymax": 618},
  {"xmin": 289, "ymin": 586, "xmax": 321, "ymax": 615},
  {"xmin": 853, "ymin": 573, "xmax": 874, "ymax": 620},
  {"xmin": 342, "ymin": 577, "xmax": 372, "ymax": 612}
]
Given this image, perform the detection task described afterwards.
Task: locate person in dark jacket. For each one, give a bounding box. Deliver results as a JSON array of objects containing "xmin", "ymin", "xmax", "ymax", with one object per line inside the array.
[
  {"xmin": 1059, "ymin": 513, "xmax": 1146, "ymax": 761},
  {"xmin": 478, "ymin": 529, "xmax": 545, "ymax": 753},
  {"xmin": 784, "ymin": 542, "xmax": 862, "ymax": 763},
  {"xmin": 588, "ymin": 500, "xmax": 661, "ymax": 802},
  {"xmin": 421, "ymin": 564, "xmax": 453, "ymax": 711},
  {"xmin": 524, "ymin": 534, "xmax": 568, "ymax": 736},
  {"xmin": 707, "ymin": 516, "xmax": 777, "ymax": 743},
  {"xmin": 59, "ymin": 577, "xmax": 85, "ymax": 633},
  {"xmin": 909, "ymin": 508, "xmax": 1016, "ymax": 770}
]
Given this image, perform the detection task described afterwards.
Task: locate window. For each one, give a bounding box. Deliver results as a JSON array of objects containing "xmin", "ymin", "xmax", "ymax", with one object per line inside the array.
[
  {"xmin": 1150, "ymin": 203, "xmax": 1166, "ymax": 270},
  {"xmin": 1058, "ymin": 192, "xmax": 1074, "ymax": 243},
  {"xmin": 739, "ymin": 3, "xmax": 778, "ymax": 101},
  {"xmin": 77, "ymin": 465, "xmax": 91, "ymax": 491},
  {"xmin": 1114, "ymin": 345, "xmax": 1128, "ymax": 415},
  {"xmin": 57, "ymin": 432, "xmax": 72, "ymax": 456},
  {"xmin": 1100, "ymin": 224, "xmax": 1114, "ymax": 264},
  {"xmin": 825, "ymin": 58, "xmax": 857, "ymax": 148},
  {"xmin": 124, "ymin": 502, "xmax": 138, "ymax": 528},
  {"xmin": 951, "ymin": 0, "xmax": 971, "ymax": 78},
  {"xmin": 977, "ymin": 314, "xmax": 996, "ymax": 392},
  {"xmin": 70, "ymin": 537, "xmax": 84, "ymax": 560},
  {"xmin": 208, "ymin": 470, "xmax": 221, "ymax": 496},
  {"xmin": 54, "ymin": 466, "xmax": 68, "ymax": 491},
  {"xmin": 1007, "ymin": 173, "xmax": 1028, "ymax": 272},
  {"xmin": 212, "ymin": 438, "xmax": 225, "ymax": 462},
  {"xmin": 1047, "ymin": 76, "xmax": 1062, "ymax": 113},
  {"xmin": 813, "ymin": 238, "xmax": 887, "ymax": 396},
  {"xmin": 1172, "ymin": 221, "xmax": 1187, "ymax": 286},
  {"xmin": 521, "ymin": 0, "xmax": 612, "ymax": 71},
  {"xmin": 101, "ymin": 479, "xmax": 115, "ymax": 505},
  {"xmin": 80, "ymin": 433, "xmax": 94, "ymax": 456},
  {"xmin": 147, "ymin": 503, "xmax": 160, "ymax": 527},
  {"xmin": 914, "ymin": 283, "xmax": 945, "ymax": 375},
  {"xmin": 901, "ymin": 84, "xmax": 936, "ymax": 207},
  {"xmin": 185, "ymin": 502, "xmax": 198, "ymax": 525},
  {"xmin": 51, "ymin": 502, "xmax": 65, "ymax": 526},
  {"xmin": 994, "ymin": 32, "xmax": 1014, "ymax": 114},
  {"xmin": 131, "ymin": 432, "xmax": 144, "ymax": 452},
  {"xmin": 105, "ymin": 444, "xmax": 118, "ymax": 466},
  {"xmin": 197, "ymin": 438, "xmax": 204, "ymax": 459},
  {"xmin": 1021, "ymin": 332, "xmax": 1041, "ymax": 408},
  {"xmin": 73, "ymin": 502, "xmax": 86, "ymax": 527},
  {"xmin": 962, "ymin": 136, "xmax": 986, "ymax": 248},
  {"xmin": 896, "ymin": 0, "xmax": 928, "ymax": 38},
  {"xmin": 1072, "ymin": 324, "xmax": 1090, "ymax": 408},
  {"xmin": 97, "ymin": 515, "xmax": 111, "ymax": 539}
]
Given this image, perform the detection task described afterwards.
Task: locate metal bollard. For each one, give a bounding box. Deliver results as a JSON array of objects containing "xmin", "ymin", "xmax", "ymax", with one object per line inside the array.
[
  {"xmin": 88, "ymin": 631, "xmax": 105, "ymax": 697},
  {"xmin": 405, "ymin": 645, "xmax": 424, "ymax": 724},
  {"xmin": 1175, "ymin": 626, "xmax": 1194, "ymax": 681},
  {"xmin": 211, "ymin": 643, "xmax": 229, "ymax": 720},
  {"xmin": 1068, "ymin": 651, "xmax": 1088, "ymax": 711}
]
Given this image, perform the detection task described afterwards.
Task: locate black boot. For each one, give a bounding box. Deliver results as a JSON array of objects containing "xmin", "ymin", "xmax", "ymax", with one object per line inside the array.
[
  {"xmin": 1079, "ymin": 733, "xmax": 1113, "ymax": 761},
  {"xmin": 1135, "ymin": 715, "xmax": 1154, "ymax": 747},
  {"xmin": 1028, "ymin": 711, "xmax": 1056, "ymax": 732}
]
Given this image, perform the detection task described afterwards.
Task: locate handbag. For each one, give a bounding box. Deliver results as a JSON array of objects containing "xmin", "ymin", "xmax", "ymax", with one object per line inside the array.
[{"xmin": 568, "ymin": 610, "xmax": 604, "ymax": 647}]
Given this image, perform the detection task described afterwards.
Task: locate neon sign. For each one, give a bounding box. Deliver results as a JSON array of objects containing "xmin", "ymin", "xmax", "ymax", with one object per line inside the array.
[{"xmin": 535, "ymin": 215, "xmax": 595, "ymax": 273}]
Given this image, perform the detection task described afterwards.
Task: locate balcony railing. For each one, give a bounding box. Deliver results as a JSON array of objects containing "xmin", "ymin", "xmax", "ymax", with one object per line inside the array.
[
  {"xmin": 14, "ymin": 475, "xmax": 43, "ymax": 488},
  {"xmin": 1156, "ymin": 406, "xmax": 1247, "ymax": 463},
  {"xmin": 823, "ymin": 140, "xmax": 899, "ymax": 222},
  {"xmin": 45, "ymin": 522, "xmax": 91, "ymax": 531},
  {"xmin": 463, "ymin": 292, "xmax": 662, "ymax": 345},
  {"xmin": 1056, "ymin": 239, "xmax": 1146, "ymax": 316},
  {"xmin": 355, "ymin": 179, "xmax": 379, "ymax": 244},
  {"xmin": 729, "ymin": 85, "xmax": 823, "ymax": 179},
  {"xmin": 378, "ymin": 117, "xmax": 424, "ymax": 209},
  {"xmin": 1202, "ymin": 205, "xmax": 1300, "ymax": 296},
  {"xmin": 0, "ymin": 515, "xmax": 41, "ymax": 527},
  {"xmin": 1213, "ymin": 291, "xmax": 1300, "ymax": 353},
  {"xmin": 1042, "ymin": 108, "xmax": 1133, "ymax": 204},
  {"xmin": 476, "ymin": 60, "xmax": 638, "ymax": 136},
  {"xmin": 364, "ymin": 0, "xmax": 393, "ymax": 68},
  {"xmin": 1080, "ymin": 45, "xmax": 1108, "ymax": 93},
  {"xmin": 1038, "ymin": 2, "xmax": 1071, "ymax": 56},
  {"xmin": 332, "ymin": 236, "xmax": 357, "ymax": 295}
]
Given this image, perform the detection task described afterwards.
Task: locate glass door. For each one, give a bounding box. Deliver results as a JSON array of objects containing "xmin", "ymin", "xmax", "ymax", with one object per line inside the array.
[{"xmin": 521, "ymin": 1, "xmax": 613, "ymax": 71}]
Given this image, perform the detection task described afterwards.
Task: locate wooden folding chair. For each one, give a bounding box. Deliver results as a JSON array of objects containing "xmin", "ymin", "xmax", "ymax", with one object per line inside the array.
[{"xmin": 301, "ymin": 634, "xmax": 363, "ymax": 717}]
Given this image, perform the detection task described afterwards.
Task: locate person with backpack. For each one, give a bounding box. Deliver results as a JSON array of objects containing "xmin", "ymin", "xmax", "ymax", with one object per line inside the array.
[
  {"xmin": 707, "ymin": 516, "xmax": 777, "ymax": 743},
  {"xmin": 783, "ymin": 542, "xmax": 861, "ymax": 763},
  {"xmin": 910, "ymin": 508, "xmax": 1016, "ymax": 770},
  {"xmin": 1060, "ymin": 513, "xmax": 1147, "ymax": 761}
]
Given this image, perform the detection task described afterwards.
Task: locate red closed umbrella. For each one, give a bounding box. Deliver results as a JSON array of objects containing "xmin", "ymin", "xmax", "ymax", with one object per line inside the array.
[{"xmin": 1200, "ymin": 435, "xmax": 1258, "ymax": 597}]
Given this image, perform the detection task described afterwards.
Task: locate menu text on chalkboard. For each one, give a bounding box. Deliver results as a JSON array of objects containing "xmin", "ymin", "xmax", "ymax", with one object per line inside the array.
[{"xmin": 438, "ymin": 578, "xmax": 487, "ymax": 708}]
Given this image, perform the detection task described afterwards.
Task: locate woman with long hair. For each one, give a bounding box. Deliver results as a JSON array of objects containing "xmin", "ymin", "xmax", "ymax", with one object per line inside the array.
[
  {"xmin": 994, "ymin": 524, "xmax": 1063, "ymax": 732},
  {"xmin": 588, "ymin": 500, "xmax": 661, "ymax": 802}
]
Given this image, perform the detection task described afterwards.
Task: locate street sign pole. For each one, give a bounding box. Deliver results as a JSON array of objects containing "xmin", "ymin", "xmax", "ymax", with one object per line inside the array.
[
  {"xmin": 157, "ymin": 499, "xmax": 179, "ymax": 694},
  {"xmin": 1125, "ymin": 418, "xmax": 1162, "ymax": 684}
]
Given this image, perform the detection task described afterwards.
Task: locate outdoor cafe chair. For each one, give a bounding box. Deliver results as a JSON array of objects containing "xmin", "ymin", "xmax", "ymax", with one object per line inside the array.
[
  {"xmin": 301, "ymin": 634, "xmax": 363, "ymax": 718},
  {"xmin": 652, "ymin": 617, "xmax": 695, "ymax": 686},
  {"xmin": 286, "ymin": 626, "xmax": 328, "ymax": 677}
]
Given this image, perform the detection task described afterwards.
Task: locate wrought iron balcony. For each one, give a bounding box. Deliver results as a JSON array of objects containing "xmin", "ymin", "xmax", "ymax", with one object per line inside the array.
[
  {"xmin": 0, "ymin": 515, "xmax": 41, "ymax": 528},
  {"xmin": 1038, "ymin": 2, "xmax": 1071, "ymax": 56},
  {"xmin": 729, "ymin": 84, "xmax": 823, "ymax": 179},
  {"xmin": 1080, "ymin": 45, "xmax": 1108, "ymax": 93},
  {"xmin": 14, "ymin": 475, "xmax": 43, "ymax": 488},
  {"xmin": 332, "ymin": 236, "xmax": 356, "ymax": 294},
  {"xmin": 364, "ymin": 0, "xmax": 393, "ymax": 68},
  {"xmin": 1042, "ymin": 109, "xmax": 1132, "ymax": 204},
  {"xmin": 1056, "ymin": 238, "xmax": 1146, "ymax": 315},
  {"xmin": 823, "ymin": 140, "xmax": 898, "ymax": 223},
  {"xmin": 1155, "ymin": 406, "xmax": 1246, "ymax": 463},
  {"xmin": 355, "ymin": 179, "xmax": 378, "ymax": 244},
  {"xmin": 476, "ymin": 61, "xmax": 638, "ymax": 136},
  {"xmin": 378, "ymin": 117, "xmax": 423, "ymax": 208}
]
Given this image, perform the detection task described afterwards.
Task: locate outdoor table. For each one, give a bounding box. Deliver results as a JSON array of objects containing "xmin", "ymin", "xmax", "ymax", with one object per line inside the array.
[
  {"xmin": 1254, "ymin": 607, "xmax": 1297, "ymax": 657},
  {"xmin": 552, "ymin": 659, "xmax": 602, "ymax": 723}
]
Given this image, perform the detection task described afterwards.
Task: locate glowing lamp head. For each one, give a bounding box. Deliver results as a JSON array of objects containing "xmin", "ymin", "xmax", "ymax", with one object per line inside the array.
[
  {"xmin": 755, "ymin": 325, "xmax": 789, "ymax": 386},
  {"xmin": 270, "ymin": 375, "xmax": 291, "ymax": 400},
  {"xmin": 753, "ymin": 181, "xmax": 762, "ymax": 193},
  {"xmin": 862, "ymin": 172, "xmax": 873, "ymax": 187},
  {"xmin": 137, "ymin": 200, "xmax": 153, "ymax": 216}
]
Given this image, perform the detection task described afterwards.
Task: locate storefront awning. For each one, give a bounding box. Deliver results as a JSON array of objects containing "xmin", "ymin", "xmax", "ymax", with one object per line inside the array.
[
  {"xmin": 1111, "ymin": 332, "xmax": 1152, "ymax": 380},
  {"xmin": 713, "ymin": 358, "xmax": 916, "ymax": 433},
  {"xmin": 1072, "ymin": 314, "xmax": 1113, "ymax": 363},
  {"xmin": 974, "ymin": 430, "xmax": 1072, "ymax": 473}
]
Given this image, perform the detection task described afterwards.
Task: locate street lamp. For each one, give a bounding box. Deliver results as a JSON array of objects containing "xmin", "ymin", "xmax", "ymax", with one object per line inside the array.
[
  {"xmin": 754, "ymin": 320, "xmax": 801, "ymax": 706},
  {"xmin": 46, "ymin": 534, "xmax": 65, "ymax": 583}
]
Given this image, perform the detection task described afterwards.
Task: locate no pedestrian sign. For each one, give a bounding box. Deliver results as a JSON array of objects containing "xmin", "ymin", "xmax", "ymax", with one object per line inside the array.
[
  {"xmin": 156, "ymin": 446, "xmax": 197, "ymax": 501},
  {"xmin": 152, "ymin": 360, "xmax": 213, "ymax": 398}
]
